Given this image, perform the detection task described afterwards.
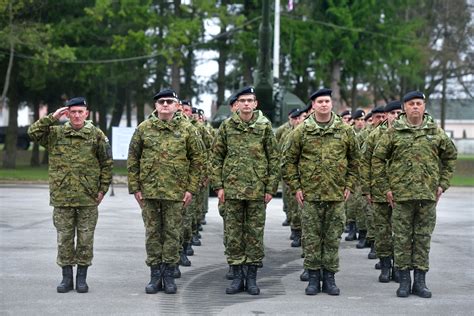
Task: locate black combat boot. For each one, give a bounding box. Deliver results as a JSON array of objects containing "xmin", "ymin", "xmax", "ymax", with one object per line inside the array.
[
  {"xmin": 356, "ymin": 230, "xmax": 368, "ymax": 249},
  {"xmin": 191, "ymin": 234, "xmax": 201, "ymax": 246},
  {"xmin": 57, "ymin": 265, "xmax": 74, "ymax": 293},
  {"xmin": 291, "ymin": 230, "xmax": 302, "ymax": 247},
  {"xmin": 300, "ymin": 269, "xmax": 309, "ymax": 282},
  {"xmin": 145, "ymin": 265, "xmax": 163, "ymax": 294},
  {"xmin": 186, "ymin": 242, "xmax": 194, "ymax": 256},
  {"xmin": 322, "ymin": 270, "xmax": 340, "ymax": 295},
  {"xmin": 305, "ymin": 269, "xmax": 321, "ymax": 295},
  {"xmin": 246, "ymin": 265, "xmax": 260, "ymax": 295},
  {"xmin": 412, "ymin": 269, "xmax": 432, "ymax": 298},
  {"xmin": 162, "ymin": 264, "xmax": 177, "ymax": 294},
  {"xmin": 392, "ymin": 267, "xmax": 400, "ymax": 283},
  {"xmin": 76, "ymin": 265, "xmax": 89, "ymax": 293},
  {"xmin": 226, "ymin": 265, "xmax": 245, "ymax": 294},
  {"xmin": 200, "ymin": 218, "xmax": 207, "ymax": 225},
  {"xmin": 173, "ymin": 265, "xmax": 181, "ymax": 278},
  {"xmin": 345, "ymin": 222, "xmax": 357, "ymax": 241},
  {"xmin": 378, "ymin": 257, "xmax": 391, "ymax": 283},
  {"xmin": 282, "ymin": 217, "xmax": 289, "ymax": 226},
  {"xmin": 368, "ymin": 241, "xmax": 377, "ymax": 259},
  {"xmin": 396, "ymin": 269, "xmax": 411, "ymax": 297},
  {"xmin": 179, "ymin": 243, "xmax": 191, "ymax": 267},
  {"xmin": 290, "ymin": 229, "xmax": 296, "ymax": 240},
  {"xmin": 225, "ymin": 265, "xmax": 234, "ymax": 280},
  {"xmin": 375, "ymin": 260, "xmax": 381, "ymax": 270}
]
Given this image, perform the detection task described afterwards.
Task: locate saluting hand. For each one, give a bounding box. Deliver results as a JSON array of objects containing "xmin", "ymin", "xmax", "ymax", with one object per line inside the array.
[{"xmin": 53, "ymin": 107, "xmax": 69, "ymax": 120}]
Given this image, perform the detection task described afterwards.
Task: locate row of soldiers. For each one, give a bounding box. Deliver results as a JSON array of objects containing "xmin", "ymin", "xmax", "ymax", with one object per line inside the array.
[{"xmin": 28, "ymin": 85, "xmax": 456, "ymax": 299}]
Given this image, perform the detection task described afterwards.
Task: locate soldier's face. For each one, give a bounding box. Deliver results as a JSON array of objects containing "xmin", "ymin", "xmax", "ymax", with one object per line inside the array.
[
  {"xmin": 404, "ymin": 99, "xmax": 425, "ymax": 120},
  {"xmin": 67, "ymin": 106, "xmax": 89, "ymax": 129},
  {"xmin": 237, "ymin": 94, "xmax": 257, "ymax": 114},
  {"xmin": 289, "ymin": 116, "xmax": 299, "ymax": 126},
  {"xmin": 183, "ymin": 105, "xmax": 193, "ymax": 118},
  {"xmin": 312, "ymin": 96, "xmax": 332, "ymax": 115},
  {"xmin": 354, "ymin": 118, "xmax": 365, "ymax": 129},
  {"xmin": 155, "ymin": 98, "xmax": 178, "ymax": 117},
  {"xmin": 387, "ymin": 109, "xmax": 402, "ymax": 123},
  {"xmin": 342, "ymin": 115, "xmax": 352, "ymax": 125},
  {"xmin": 372, "ymin": 113, "xmax": 386, "ymax": 126},
  {"xmin": 230, "ymin": 103, "xmax": 238, "ymax": 113}
]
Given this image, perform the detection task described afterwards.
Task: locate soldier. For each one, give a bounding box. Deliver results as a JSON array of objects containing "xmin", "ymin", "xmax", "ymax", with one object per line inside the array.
[
  {"xmin": 127, "ymin": 89, "xmax": 205, "ymax": 294},
  {"xmin": 372, "ymin": 91, "xmax": 457, "ymax": 298},
  {"xmin": 339, "ymin": 110, "xmax": 352, "ymax": 125},
  {"xmin": 211, "ymin": 86, "xmax": 279, "ymax": 295},
  {"xmin": 344, "ymin": 109, "xmax": 366, "ymax": 241},
  {"xmin": 28, "ymin": 97, "xmax": 113, "ymax": 293},
  {"xmin": 282, "ymin": 88, "xmax": 359, "ymax": 296}
]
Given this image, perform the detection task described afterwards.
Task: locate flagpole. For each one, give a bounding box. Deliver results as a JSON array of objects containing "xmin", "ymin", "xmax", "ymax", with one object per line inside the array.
[{"xmin": 273, "ymin": 0, "xmax": 280, "ymax": 81}]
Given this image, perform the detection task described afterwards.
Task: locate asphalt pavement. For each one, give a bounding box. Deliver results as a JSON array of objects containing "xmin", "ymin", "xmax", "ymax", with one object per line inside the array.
[{"xmin": 0, "ymin": 184, "xmax": 473, "ymax": 315}]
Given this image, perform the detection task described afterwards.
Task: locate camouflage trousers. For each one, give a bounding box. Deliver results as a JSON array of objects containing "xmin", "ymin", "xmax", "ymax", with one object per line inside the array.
[
  {"xmin": 302, "ymin": 201, "xmax": 345, "ymax": 272},
  {"xmin": 345, "ymin": 187, "xmax": 364, "ymax": 223},
  {"xmin": 181, "ymin": 202, "xmax": 194, "ymax": 245},
  {"xmin": 281, "ymin": 182, "xmax": 288, "ymax": 215},
  {"xmin": 218, "ymin": 202, "xmax": 229, "ymax": 256},
  {"xmin": 192, "ymin": 186, "xmax": 205, "ymax": 235},
  {"xmin": 392, "ymin": 200, "xmax": 436, "ymax": 271},
  {"xmin": 354, "ymin": 195, "xmax": 368, "ymax": 231},
  {"xmin": 224, "ymin": 199, "xmax": 266, "ymax": 266},
  {"xmin": 142, "ymin": 199, "xmax": 183, "ymax": 266},
  {"xmin": 287, "ymin": 192, "xmax": 301, "ymax": 230},
  {"xmin": 366, "ymin": 203, "xmax": 376, "ymax": 242},
  {"xmin": 53, "ymin": 206, "xmax": 98, "ymax": 267},
  {"xmin": 373, "ymin": 202, "xmax": 393, "ymax": 258}
]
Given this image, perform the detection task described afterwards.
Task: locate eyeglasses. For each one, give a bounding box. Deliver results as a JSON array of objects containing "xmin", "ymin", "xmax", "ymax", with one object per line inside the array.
[
  {"xmin": 156, "ymin": 98, "xmax": 177, "ymax": 105},
  {"xmin": 237, "ymin": 98, "xmax": 255, "ymax": 104}
]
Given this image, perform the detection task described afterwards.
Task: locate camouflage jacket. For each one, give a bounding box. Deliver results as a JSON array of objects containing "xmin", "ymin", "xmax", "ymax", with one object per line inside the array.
[
  {"xmin": 360, "ymin": 121, "xmax": 388, "ymax": 202},
  {"xmin": 127, "ymin": 112, "xmax": 205, "ymax": 200},
  {"xmin": 281, "ymin": 112, "xmax": 360, "ymax": 202},
  {"xmin": 275, "ymin": 122, "xmax": 291, "ymax": 144},
  {"xmin": 211, "ymin": 110, "xmax": 280, "ymax": 200},
  {"xmin": 372, "ymin": 113, "xmax": 457, "ymax": 201},
  {"xmin": 28, "ymin": 114, "xmax": 113, "ymax": 207}
]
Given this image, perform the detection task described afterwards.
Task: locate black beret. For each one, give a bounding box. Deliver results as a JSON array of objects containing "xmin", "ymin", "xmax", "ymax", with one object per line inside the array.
[
  {"xmin": 235, "ymin": 86, "xmax": 255, "ymax": 99},
  {"xmin": 66, "ymin": 97, "xmax": 87, "ymax": 108},
  {"xmin": 339, "ymin": 110, "xmax": 351, "ymax": 117},
  {"xmin": 364, "ymin": 111, "xmax": 373, "ymax": 121},
  {"xmin": 191, "ymin": 107, "xmax": 198, "ymax": 114},
  {"xmin": 198, "ymin": 109, "xmax": 204, "ymax": 115},
  {"xmin": 153, "ymin": 88, "xmax": 178, "ymax": 100},
  {"xmin": 288, "ymin": 108, "xmax": 300, "ymax": 116},
  {"xmin": 181, "ymin": 99, "xmax": 192, "ymax": 107},
  {"xmin": 372, "ymin": 105, "xmax": 386, "ymax": 114},
  {"xmin": 301, "ymin": 102, "xmax": 312, "ymax": 113},
  {"xmin": 310, "ymin": 88, "xmax": 332, "ymax": 100},
  {"xmin": 403, "ymin": 91, "xmax": 425, "ymax": 103},
  {"xmin": 351, "ymin": 109, "xmax": 365, "ymax": 120},
  {"xmin": 384, "ymin": 100, "xmax": 402, "ymax": 112},
  {"xmin": 228, "ymin": 94, "xmax": 238, "ymax": 106},
  {"xmin": 290, "ymin": 109, "xmax": 303, "ymax": 119}
]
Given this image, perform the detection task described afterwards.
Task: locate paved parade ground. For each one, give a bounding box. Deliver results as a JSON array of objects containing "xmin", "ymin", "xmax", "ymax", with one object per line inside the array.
[{"xmin": 1, "ymin": 184, "xmax": 473, "ymax": 315}]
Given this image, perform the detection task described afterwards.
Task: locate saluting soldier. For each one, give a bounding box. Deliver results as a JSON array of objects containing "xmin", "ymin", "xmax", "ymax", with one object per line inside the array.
[
  {"xmin": 372, "ymin": 91, "xmax": 457, "ymax": 298},
  {"xmin": 211, "ymin": 86, "xmax": 279, "ymax": 295},
  {"xmin": 28, "ymin": 97, "xmax": 113, "ymax": 293},
  {"xmin": 127, "ymin": 89, "xmax": 205, "ymax": 294},
  {"xmin": 282, "ymin": 88, "xmax": 359, "ymax": 296}
]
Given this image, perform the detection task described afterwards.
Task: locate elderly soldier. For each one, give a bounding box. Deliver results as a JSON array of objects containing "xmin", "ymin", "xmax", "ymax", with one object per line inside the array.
[
  {"xmin": 127, "ymin": 89, "xmax": 205, "ymax": 294},
  {"xmin": 372, "ymin": 91, "xmax": 457, "ymax": 298},
  {"xmin": 361, "ymin": 101, "xmax": 402, "ymax": 281},
  {"xmin": 28, "ymin": 97, "xmax": 112, "ymax": 293},
  {"xmin": 282, "ymin": 88, "xmax": 359, "ymax": 296},
  {"xmin": 211, "ymin": 86, "xmax": 279, "ymax": 295}
]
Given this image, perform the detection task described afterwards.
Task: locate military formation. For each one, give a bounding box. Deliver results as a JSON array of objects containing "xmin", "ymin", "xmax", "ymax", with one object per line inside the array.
[{"xmin": 29, "ymin": 86, "xmax": 457, "ymax": 299}]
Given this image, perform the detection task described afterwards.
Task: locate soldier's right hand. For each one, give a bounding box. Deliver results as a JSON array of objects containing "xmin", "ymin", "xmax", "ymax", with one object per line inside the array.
[
  {"xmin": 217, "ymin": 189, "xmax": 225, "ymax": 204},
  {"xmin": 296, "ymin": 190, "xmax": 304, "ymax": 208},
  {"xmin": 53, "ymin": 107, "xmax": 69, "ymax": 120},
  {"xmin": 134, "ymin": 191, "xmax": 144, "ymax": 208},
  {"xmin": 386, "ymin": 191, "xmax": 395, "ymax": 208}
]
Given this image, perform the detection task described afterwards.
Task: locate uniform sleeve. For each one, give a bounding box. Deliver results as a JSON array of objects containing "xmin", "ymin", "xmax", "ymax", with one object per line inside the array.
[
  {"xmin": 27, "ymin": 114, "xmax": 59, "ymax": 148},
  {"xmin": 96, "ymin": 130, "xmax": 113, "ymax": 194},
  {"xmin": 210, "ymin": 123, "xmax": 228, "ymax": 191},
  {"xmin": 127, "ymin": 128, "xmax": 143, "ymax": 194},
  {"xmin": 438, "ymin": 131, "xmax": 458, "ymax": 191},
  {"xmin": 186, "ymin": 128, "xmax": 206, "ymax": 194},
  {"xmin": 360, "ymin": 132, "xmax": 375, "ymax": 195},
  {"xmin": 371, "ymin": 132, "xmax": 392, "ymax": 196},
  {"xmin": 281, "ymin": 127, "xmax": 303, "ymax": 193},
  {"xmin": 264, "ymin": 124, "xmax": 280, "ymax": 195},
  {"xmin": 344, "ymin": 128, "xmax": 360, "ymax": 193}
]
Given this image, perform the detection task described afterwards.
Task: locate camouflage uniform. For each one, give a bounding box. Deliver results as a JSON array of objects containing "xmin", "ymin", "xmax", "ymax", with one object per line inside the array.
[
  {"xmin": 211, "ymin": 110, "xmax": 279, "ymax": 266},
  {"xmin": 276, "ymin": 122, "xmax": 292, "ymax": 218},
  {"xmin": 372, "ymin": 113, "xmax": 457, "ymax": 271},
  {"xmin": 28, "ymin": 114, "xmax": 112, "ymax": 267},
  {"xmin": 282, "ymin": 113, "xmax": 359, "ymax": 272},
  {"xmin": 127, "ymin": 112, "xmax": 205, "ymax": 267}
]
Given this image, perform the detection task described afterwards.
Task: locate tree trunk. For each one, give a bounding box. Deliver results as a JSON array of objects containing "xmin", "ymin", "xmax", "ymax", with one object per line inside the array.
[
  {"xmin": 126, "ymin": 91, "xmax": 132, "ymax": 127},
  {"xmin": 3, "ymin": 100, "xmax": 18, "ymax": 169},
  {"xmin": 1, "ymin": 2, "xmax": 14, "ymax": 110},
  {"xmin": 330, "ymin": 60, "xmax": 342, "ymax": 112},
  {"xmin": 216, "ymin": 21, "xmax": 228, "ymax": 107},
  {"xmin": 30, "ymin": 101, "xmax": 40, "ymax": 166},
  {"xmin": 351, "ymin": 74, "xmax": 358, "ymax": 111}
]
